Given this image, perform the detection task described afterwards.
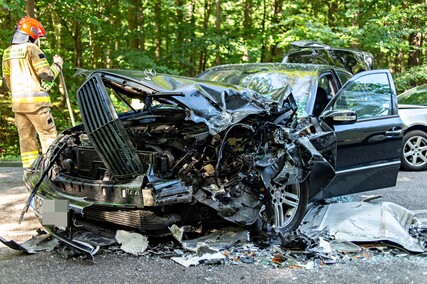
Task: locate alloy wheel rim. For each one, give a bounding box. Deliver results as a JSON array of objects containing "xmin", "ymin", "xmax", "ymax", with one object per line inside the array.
[
  {"xmin": 404, "ymin": 135, "xmax": 427, "ymax": 167},
  {"xmin": 269, "ymin": 182, "xmax": 301, "ymax": 230}
]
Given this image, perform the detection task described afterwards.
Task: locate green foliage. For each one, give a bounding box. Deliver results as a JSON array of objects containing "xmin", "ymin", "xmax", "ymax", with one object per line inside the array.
[
  {"xmin": 393, "ymin": 65, "xmax": 427, "ymax": 94},
  {"xmin": 0, "ymin": 95, "xmax": 19, "ymax": 157},
  {"xmin": 111, "ymin": 50, "xmax": 180, "ymax": 74},
  {"xmin": 2, "ymin": 0, "xmax": 427, "ymax": 158}
]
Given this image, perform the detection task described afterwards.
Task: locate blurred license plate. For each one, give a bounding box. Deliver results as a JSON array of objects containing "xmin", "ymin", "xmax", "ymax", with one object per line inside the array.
[{"xmin": 32, "ymin": 195, "xmax": 69, "ymax": 227}]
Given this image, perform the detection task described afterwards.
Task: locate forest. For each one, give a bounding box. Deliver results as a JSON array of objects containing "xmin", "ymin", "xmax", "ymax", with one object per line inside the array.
[{"xmin": 1, "ymin": 0, "xmax": 427, "ymax": 158}]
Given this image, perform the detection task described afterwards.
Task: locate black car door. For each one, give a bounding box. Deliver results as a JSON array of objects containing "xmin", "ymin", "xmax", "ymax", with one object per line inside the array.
[{"xmin": 315, "ymin": 69, "xmax": 404, "ymax": 200}]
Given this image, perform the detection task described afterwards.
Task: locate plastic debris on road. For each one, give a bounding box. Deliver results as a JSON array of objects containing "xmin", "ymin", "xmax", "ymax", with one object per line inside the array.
[
  {"xmin": 3, "ymin": 201, "xmax": 427, "ymax": 267},
  {"xmin": 115, "ymin": 230, "xmax": 149, "ymax": 256}
]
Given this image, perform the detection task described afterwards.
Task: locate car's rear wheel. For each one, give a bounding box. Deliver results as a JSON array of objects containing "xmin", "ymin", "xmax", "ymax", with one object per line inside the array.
[
  {"xmin": 268, "ymin": 181, "xmax": 309, "ymax": 233},
  {"xmin": 401, "ymin": 130, "xmax": 427, "ymax": 171}
]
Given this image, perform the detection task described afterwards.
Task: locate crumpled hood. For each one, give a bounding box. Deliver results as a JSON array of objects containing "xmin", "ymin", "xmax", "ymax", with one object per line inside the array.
[{"xmin": 75, "ymin": 69, "xmax": 295, "ymax": 135}]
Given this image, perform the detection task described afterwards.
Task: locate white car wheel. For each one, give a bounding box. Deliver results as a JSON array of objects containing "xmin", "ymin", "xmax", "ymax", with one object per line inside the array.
[{"xmin": 401, "ymin": 130, "xmax": 427, "ymax": 171}]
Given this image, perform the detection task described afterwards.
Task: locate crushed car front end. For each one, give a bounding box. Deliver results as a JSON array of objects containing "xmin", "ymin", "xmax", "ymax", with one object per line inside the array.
[{"xmin": 23, "ymin": 69, "xmax": 336, "ymax": 254}]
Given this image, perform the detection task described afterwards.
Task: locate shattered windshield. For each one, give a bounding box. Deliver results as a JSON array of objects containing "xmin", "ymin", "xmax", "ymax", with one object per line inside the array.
[{"xmin": 197, "ymin": 67, "xmax": 316, "ymax": 116}]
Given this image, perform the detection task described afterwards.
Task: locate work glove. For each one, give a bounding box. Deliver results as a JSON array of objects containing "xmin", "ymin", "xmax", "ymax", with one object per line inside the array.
[
  {"xmin": 53, "ymin": 55, "xmax": 63, "ymax": 70},
  {"xmin": 41, "ymin": 80, "xmax": 55, "ymax": 92}
]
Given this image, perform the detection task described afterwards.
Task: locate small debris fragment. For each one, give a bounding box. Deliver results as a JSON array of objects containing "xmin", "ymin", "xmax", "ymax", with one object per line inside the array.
[
  {"xmin": 115, "ymin": 230, "xmax": 149, "ymax": 255},
  {"xmin": 171, "ymin": 252, "xmax": 225, "ymax": 267}
]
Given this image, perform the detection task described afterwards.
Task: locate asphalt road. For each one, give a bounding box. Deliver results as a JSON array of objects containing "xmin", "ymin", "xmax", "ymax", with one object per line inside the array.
[{"xmin": 1, "ymin": 166, "xmax": 426, "ymax": 284}]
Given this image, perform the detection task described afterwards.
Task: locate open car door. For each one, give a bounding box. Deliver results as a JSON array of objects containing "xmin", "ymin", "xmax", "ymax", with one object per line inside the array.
[{"xmin": 315, "ymin": 69, "xmax": 403, "ymax": 200}]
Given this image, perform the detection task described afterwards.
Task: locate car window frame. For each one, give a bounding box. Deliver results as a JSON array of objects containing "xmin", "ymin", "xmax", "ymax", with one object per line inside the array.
[{"xmin": 325, "ymin": 69, "xmax": 399, "ymax": 120}]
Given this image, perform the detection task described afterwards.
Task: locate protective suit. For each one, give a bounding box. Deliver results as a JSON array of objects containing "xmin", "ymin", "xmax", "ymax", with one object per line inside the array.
[{"xmin": 2, "ymin": 16, "xmax": 63, "ymax": 168}]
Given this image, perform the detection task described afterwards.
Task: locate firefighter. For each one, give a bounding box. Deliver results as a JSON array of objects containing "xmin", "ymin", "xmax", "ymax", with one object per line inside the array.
[{"xmin": 2, "ymin": 16, "xmax": 63, "ymax": 169}]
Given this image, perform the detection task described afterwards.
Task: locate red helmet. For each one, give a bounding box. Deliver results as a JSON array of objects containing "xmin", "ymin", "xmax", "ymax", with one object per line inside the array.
[{"xmin": 16, "ymin": 16, "xmax": 46, "ymax": 39}]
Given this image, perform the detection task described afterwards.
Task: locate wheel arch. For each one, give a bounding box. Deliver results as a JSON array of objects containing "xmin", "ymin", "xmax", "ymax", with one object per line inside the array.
[{"xmin": 404, "ymin": 124, "xmax": 427, "ymax": 135}]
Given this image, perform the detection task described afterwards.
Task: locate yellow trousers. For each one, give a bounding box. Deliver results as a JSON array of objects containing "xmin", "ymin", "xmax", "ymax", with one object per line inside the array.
[{"xmin": 14, "ymin": 107, "xmax": 57, "ymax": 168}]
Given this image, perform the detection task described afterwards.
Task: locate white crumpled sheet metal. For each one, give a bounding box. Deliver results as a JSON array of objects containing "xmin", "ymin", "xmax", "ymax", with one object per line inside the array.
[{"xmin": 299, "ymin": 202, "xmax": 425, "ymax": 253}]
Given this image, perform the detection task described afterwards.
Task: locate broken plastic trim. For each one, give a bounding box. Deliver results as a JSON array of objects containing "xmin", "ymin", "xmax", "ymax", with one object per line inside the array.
[
  {"xmin": 43, "ymin": 226, "xmax": 99, "ymax": 260},
  {"xmin": 0, "ymin": 236, "xmax": 31, "ymax": 254}
]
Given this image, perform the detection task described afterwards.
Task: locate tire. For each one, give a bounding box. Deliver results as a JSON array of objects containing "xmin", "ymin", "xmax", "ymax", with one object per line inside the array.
[
  {"xmin": 268, "ymin": 181, "xmax": 309, "ymax": 234},
  {"xmin": 401, "ymin": 130, "xmax": 427, "ymax": 171}
]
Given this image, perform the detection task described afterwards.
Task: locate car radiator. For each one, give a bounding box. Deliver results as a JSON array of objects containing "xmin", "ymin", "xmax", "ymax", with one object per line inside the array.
[{"xmin": 83, "ymin": 206, "xmax": 179, "ymax": 231}]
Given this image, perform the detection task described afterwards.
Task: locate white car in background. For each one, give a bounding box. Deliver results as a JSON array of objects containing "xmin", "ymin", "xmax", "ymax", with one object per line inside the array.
[{"xmin": 398, "ymin": 85, "xmax": 427, "ymax": 171}]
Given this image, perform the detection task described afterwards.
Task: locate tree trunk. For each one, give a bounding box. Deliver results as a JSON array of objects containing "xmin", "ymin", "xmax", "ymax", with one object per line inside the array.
[
  {"xmin": 198, "ymin": 0, "xmax": 212, "ymax": 73},
  {"xmin": 269, "ymin": 0, "xmax": 283, "ymax": 62},
  {"xmin": 352, "ymin": 0, "xmax": 361, "ymax": 28},
  {"xmin": 405, "ymin": 0, "xmax": 422, "ymax": 67},
  {"xmin": 139, "ymin": 1, "xmax": 146, "ymax": 52},
  {"xmin": 188, "ymin": 0, "xmax": 197, "ymax": 75},
  {"xmin": 155, "ymin": 0, "xmax": 162, "ymax": 61},
  {"xmin": 51, "ymin": 13, "xmax": 61, "ymax": 50},
  {"xmin": 73, "ymin": 20, "xmax": 82, "ymax": 67},
  {"xmin": 260, "ymin": 0, "xmax": 267, "ymax": 62},
  {"xmin": 215, "ymin": 0, "xmax": 221, "ymax": 65},
  {"xmin": 128, "ymin": 0, "xmax": 140, "ymax": 50},
  {"xmin": 328, "ymin": 1, "xmax": 338, "ymax": 27},
  {"xmin": 25, "ymin": 0, "xmax": 35, "ymax": 18},
  {"xmin": 394, "ymin": 49, "xmax": 404, "ymax": 73},
  {"xmin": 243, "ymin": 0, "xmax": 252, "ymax": 35},
  {"xmin": 408, "ymin": 32, "xmax": 422, "ymax": 67},
  {"xmin": 176, "ymin": 0, "xmax": 184, "ymax": 69},
  {"xmin": 165, "ymin": 5, "xmax": 170, "ymax": 62}
]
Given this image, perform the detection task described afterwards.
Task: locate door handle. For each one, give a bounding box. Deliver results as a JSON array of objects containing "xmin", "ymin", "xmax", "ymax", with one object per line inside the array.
[{"xmin": 385, "ymin": 127, "xmax": 403, "ymax": 137}]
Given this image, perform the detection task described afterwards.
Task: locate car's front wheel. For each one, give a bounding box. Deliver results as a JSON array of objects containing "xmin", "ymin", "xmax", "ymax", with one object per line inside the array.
[
  {"xmin": 268, "ymin": 181, "xmax": 309, "ymax": 234},
  {"xmin": 401, "ymin": 130, "xmax": 427, "ymax": 171}
]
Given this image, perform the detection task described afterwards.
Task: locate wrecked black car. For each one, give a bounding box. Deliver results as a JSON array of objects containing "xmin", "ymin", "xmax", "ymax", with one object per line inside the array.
[{"xmin": 22, "ymin": 65, "xmax": 403, "ymax": 255}]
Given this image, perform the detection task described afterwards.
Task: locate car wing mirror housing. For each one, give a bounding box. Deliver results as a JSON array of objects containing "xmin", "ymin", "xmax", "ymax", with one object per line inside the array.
[{"xmin": 321, "ymin": 109, "xmax": 357, "ymax": 124}]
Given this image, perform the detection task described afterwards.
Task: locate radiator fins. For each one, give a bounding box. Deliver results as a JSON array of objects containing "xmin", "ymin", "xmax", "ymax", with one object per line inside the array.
[{"xmin": 83, "ymin": 206, "xmax": 179, "ymax": 231}]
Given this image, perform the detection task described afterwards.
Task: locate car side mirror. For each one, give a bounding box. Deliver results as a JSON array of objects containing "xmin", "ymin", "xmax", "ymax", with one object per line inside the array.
[{"xmin": 321, "ymin": 109, "xmax": 357, "ymax": 124}]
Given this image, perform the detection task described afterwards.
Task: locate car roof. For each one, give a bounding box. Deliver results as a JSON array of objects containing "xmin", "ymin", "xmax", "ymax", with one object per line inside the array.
[
  {"xmin": 202, "ymin": 62, "xmax": 339, "ymax": 71},
  {"xmin": 288, "ymin": 40, "xmax": 372, "ymax": 54},
  {"xmin": 281, "ymin": 41, "xmax": 374, "ymax": 74},
  {"xmin": 197, "ymin": 62, "xmax": 349, "ymax": 76}
]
